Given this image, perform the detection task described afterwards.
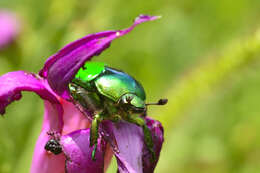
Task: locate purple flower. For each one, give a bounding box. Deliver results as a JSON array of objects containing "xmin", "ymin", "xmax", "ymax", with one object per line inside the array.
[
  {"xmin": 0, "ymin": 15, "xmax": 164, "ymax": 173},
  {"xmin": 0, "ymin": 10, "xmax": 20, "ymax": 49}
]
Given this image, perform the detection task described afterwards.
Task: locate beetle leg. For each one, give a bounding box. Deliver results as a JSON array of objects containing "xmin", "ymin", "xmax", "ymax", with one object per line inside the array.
[
  {"xmin": 90, "ymin": 114, "xmax": 103, "ymax": 160},
  {"xmin": 125, "ymin": 115, "xmax": 156, "ymax": 162},
  {"xmin": 90, "ymin": 114, "xmax": 103, "ymax": 147},
  {"xmin": 91, "ymin": 143, "xmax": 98, "ymax": 161},
  {"xmin": 46, "ymin": 131, "xmax": 61, "ymax": 140},
  {"xmin": 109, "ymin": 114, "xmax": 123, "ymax": 123}
]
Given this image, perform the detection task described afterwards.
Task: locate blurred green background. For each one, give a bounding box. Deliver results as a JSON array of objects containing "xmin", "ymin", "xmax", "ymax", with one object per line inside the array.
[{"xmin": 1, "ymin": 0, "xmax": 260, "ymax": 172}]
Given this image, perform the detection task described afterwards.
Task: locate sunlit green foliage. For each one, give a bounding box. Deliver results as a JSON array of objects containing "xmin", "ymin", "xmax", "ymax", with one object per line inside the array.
[{"xmin": 1, "ymin": 0, "xmax": 260, "ymax": 172}]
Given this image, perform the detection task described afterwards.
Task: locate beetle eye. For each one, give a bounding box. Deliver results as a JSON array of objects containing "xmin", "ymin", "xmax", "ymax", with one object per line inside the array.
[
  {"xmin": 119, "ymin": 94, "xmax": 146, "ymax": 113},
  {"xmin": 119, "ymin": 94, "xmax": 134, "ymax": 105},
  {"xmin": 125, "ymin": 95, "xmax": 133, "ymax": 104}
]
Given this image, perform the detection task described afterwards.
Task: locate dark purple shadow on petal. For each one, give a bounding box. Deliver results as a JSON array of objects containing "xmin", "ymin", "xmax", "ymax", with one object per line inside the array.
[
  {"xmin": 61, "ymin": 129, "xmax": 106, "ymax": 173},
  {"xmin": 102, "ymin": 121, "xmax": 144, "ymax": 173},
  {"xmin": 41, "ymin": 15, "xmax": 159, "ymax": 100},
  {"xmin": 142, "ymin": 117, "xmax": 164, "ymax": 173},
  {"xmin": 0, "ymin": 71, "xmax": 63, "ymax": 125}
]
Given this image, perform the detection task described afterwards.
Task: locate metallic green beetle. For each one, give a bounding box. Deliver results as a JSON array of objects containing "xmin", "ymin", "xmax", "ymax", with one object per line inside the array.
[{"xmin": 68, "ymin": 61, "xmax": 167, "ymax": 160}]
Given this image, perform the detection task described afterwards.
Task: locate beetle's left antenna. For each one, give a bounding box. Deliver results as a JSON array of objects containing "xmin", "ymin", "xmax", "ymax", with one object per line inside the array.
[{"xmin": 146, "ymin": 99, "xmax": 168, "ymax": 106}]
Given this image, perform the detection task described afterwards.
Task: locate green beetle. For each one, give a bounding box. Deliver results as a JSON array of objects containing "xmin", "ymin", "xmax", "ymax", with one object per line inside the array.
[{"xmin": 68, "ymin": 61, "xmax": 167, "ymax": 160}]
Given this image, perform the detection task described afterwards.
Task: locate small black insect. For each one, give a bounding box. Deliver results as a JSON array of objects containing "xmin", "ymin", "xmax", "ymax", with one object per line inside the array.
[{"xmin": 44, "ymin": 139, "xmax": 62, "ymax": 155}]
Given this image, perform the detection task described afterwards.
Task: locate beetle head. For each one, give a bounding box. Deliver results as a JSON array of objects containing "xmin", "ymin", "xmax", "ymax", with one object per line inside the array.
[{"xmin": 119, "ymin": 93, "xmax": 146, "ymax": 114}]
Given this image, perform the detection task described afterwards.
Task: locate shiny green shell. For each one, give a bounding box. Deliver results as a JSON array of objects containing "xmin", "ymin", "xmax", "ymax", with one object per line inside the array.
[{"xmin": 73, "ymin": 61, "xmax": 146, "ymax": 102}]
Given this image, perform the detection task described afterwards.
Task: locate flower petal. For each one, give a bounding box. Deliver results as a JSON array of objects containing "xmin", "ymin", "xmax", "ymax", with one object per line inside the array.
[
  {"xmin": 0, "ymin": 72, "xmax": 65, "ymax": 173},
  {"xmin": 102, "ymin": 121, "xmax": 144, "ymax": 173},
  {"xmin": 102, "ymin": 117, "xmax": 164, "ymax": 173},
  {"xmin": 60, "ymin": 129, "xmax": 106, "ymax": 173},
  {"xmin": 30, "ymin": 101, "xmax": 66, "ymax": 173},
  {"xmin": 40, "ymin": 15, "xmax": 159, "ymax": 100},
  {"xmin": 30, "ymin": 99, "xmax": 92, "ymax": 173},
  {"xmin": 142, "ymin": 117, "xmax": 164, "ymax": 173},
  {"xmin": 59, "ymin": 101, "xmax": 113, "ymax": 172},
  {"xmin": 0, "ymin": 71, "xmax": 62, "ymax": 119}
]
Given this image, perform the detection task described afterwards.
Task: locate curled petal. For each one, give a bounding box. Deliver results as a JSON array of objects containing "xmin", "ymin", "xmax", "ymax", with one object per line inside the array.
[
  {"xmin": 0, "ymin": 72, "xmax": 64, "ymax": 173},
  {"xmin": 102, "ymin": 121, "xmax": 144, "ymax": 173},
  {"xmin": 31, "ymin": 100, "xmax": 91, "ymax": 173},
  {"xmin": 40, "ymin": 15, "xmax": 159, "ymax": 100},
  {"xmin": 142, "ymin": 117, "xmax": 164, "ymax": 173},
  {"xmin": 0, "ymin": 71, "xmax": 62, "ymax": 119},
  {"xmin": 60, "ymin": 129, "xmax": 106, "ymax": 173}
]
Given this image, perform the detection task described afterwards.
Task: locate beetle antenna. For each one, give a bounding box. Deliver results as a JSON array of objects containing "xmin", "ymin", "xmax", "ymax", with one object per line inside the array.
[{"xmin": 146, "ymin": 99, "xmax": 168, "ymax": 106}]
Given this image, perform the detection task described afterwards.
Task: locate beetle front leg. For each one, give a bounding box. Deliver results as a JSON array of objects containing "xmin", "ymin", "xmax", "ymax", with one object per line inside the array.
[
  {"xmin": 125, "ymin": 115, "xmax": 156, "ymax": 162},
  {"xmin": 90, "ymin": 114, "xmax": 103, "ymax": 160}
]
